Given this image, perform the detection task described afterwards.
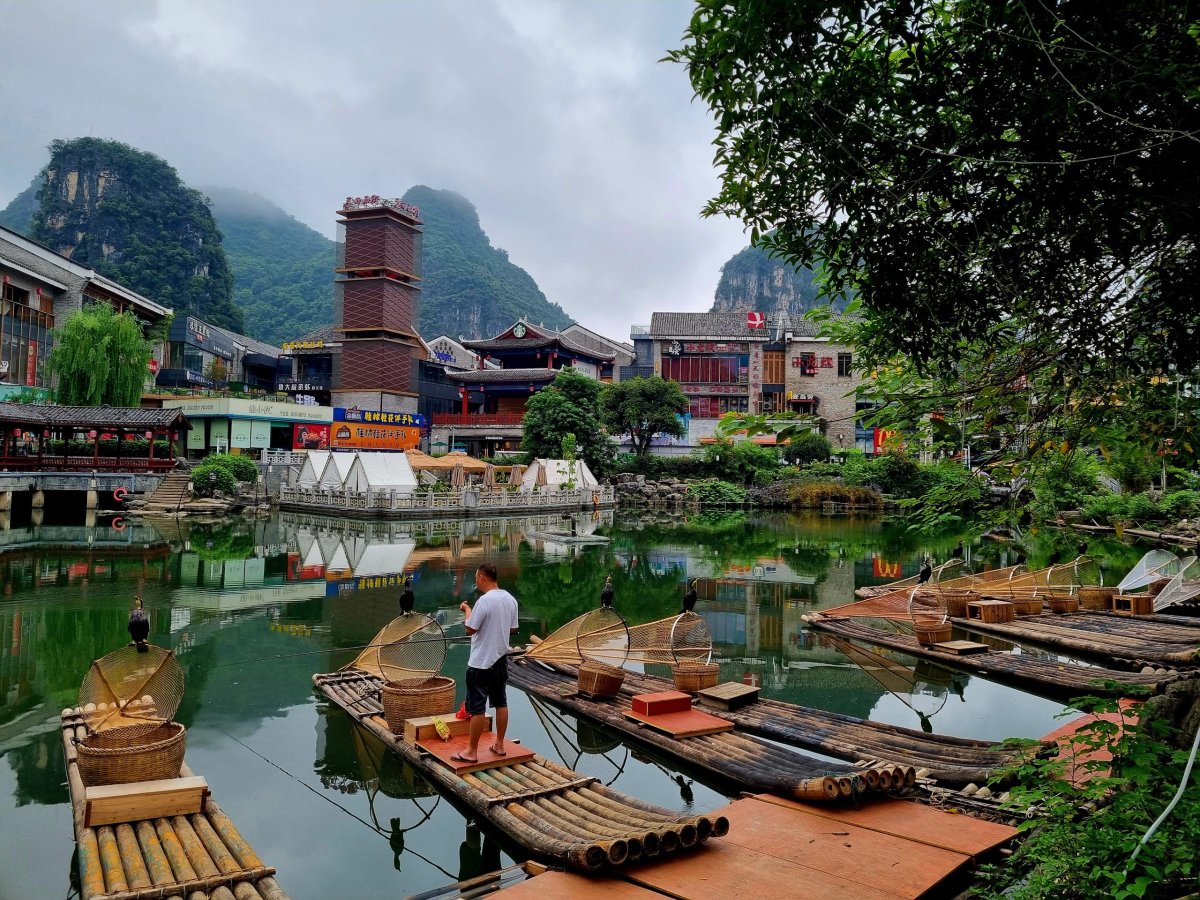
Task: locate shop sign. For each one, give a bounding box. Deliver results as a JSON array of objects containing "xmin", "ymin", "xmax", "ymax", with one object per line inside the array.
[
  {"xmin": 26, "ymin": 341, "xmax": 36, "ymax": 385},
  {"xmin": 330, "ymin": 422, "xmax": 420, "ymax": 451},
  {"xmin": 282, "ymin": 339, "xmax": 326, "ymax": 352},
  {"xmin": 187, "ymin": 317, "xmax": 210, "ymax": 342},
  {"xmin": 335, "ymin": 408, "xmax": 426, "ymax": 427},
  {"xmin": 293, "ymin": 423, "xmax": 330, "ymax": 450},
  {"xmin": 682, "ymin": 384, "xmax": 748, "ymax": 395},
  {"xmin": 873, "ymin": 557, "xmax": 902, "ymax": 579},
  {"xmin": 682, "ymin": 342, "xmax": 749, "ymax": 353}
]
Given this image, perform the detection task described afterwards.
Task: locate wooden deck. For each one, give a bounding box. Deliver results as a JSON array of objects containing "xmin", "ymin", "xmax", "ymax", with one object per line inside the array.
[
  {"xmin": 803, "ymin": 615, "xmax": 1184, "ymax": 698},
  {"xmin": 512, "ymin": 658, "xmax": 1030, "ymax": 786},
  {"xmin": 313, "ymin": 669, "xmax": 727, "ymax": 871},
  {"xmin": 60, "ymin": 709, "xmax": 287, "ymax": 900},
  {"xmin": 497, "ymin": 794, "xmax": 1016, "ymax": 899}
]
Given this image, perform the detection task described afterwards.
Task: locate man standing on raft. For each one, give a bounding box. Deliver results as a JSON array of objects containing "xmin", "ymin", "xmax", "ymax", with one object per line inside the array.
[{"xmin": 455, "ymin": 563, "xmax": 519, "ymax": 762}]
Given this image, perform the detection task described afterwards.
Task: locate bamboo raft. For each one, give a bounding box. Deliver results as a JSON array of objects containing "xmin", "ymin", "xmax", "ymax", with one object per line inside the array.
[
  {"xmin": 510, "ymin": 657, "xmax": 913, "ymax": 801},
  {"xmin": 802, "ymin": 616, "xmax": 1185, "ymax": 698},
  {"xmin": 951, "ymin": 612, "xmax": 1200, "ymax": 668},
  {"xmin": 60, "ymin": 708, "xmax": 288, "ymax": 900},
  {"xmin": 511, "ymin": 658, "xmax": 1028, "ymax": 787},
  {"xmin": 313, "ymin": 669, "xmax": 728, "ymax": 870}
]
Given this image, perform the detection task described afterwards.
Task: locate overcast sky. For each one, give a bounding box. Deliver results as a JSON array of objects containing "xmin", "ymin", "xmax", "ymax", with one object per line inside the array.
[{"xmin": 0, "ymin": 0, "xmax": 752, "ymax": 339}]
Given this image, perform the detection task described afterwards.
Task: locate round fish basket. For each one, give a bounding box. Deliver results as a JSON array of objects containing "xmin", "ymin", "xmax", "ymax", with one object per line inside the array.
[
  {"xmin": 578, "ymin": 661, "xmax": 626, "ymax": 698},
  {"xmin": 941, "ymin": 590, "xmax": 979, "ymax": 619},
  {"xmin": 671, "ymin": 662, "xmax": 720, "ymax": 693},
  {"xmin": 76, "ymin": 722, "xmax": 187, "ymax": 786},
  {"xmin": 1078, "ymin": 586, "xmax": 1116, "ymax": 610},
  {"xmin": 1146, "ymin": 578, "xmax": 1171, "ymax": 596},
  {"xmin": 381, "ymin": 675, "xmax": 457, "ymax": 734},
  {"xmin": 1047, "ymin": 594, "xmax": 1080, "ymax": 614},
  {"xmin": 913, "ymin": 622, "xmax": 953, "ymax": 646},
  {"xmin": 1012, "ymin": 598, "xmax": 1044, "ymax": 617}
]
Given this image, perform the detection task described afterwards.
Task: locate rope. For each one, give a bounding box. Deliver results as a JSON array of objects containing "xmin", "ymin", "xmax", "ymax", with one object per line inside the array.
[{"xmin": 206, "ymin": 635, "xmax": 470, "ymax": 670}]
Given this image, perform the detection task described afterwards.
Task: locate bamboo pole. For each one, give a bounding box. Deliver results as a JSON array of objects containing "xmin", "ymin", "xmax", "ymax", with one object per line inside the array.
[
  {"xmin": 97, "ymin": 826, "xmax": 130, "ymax": 894},
  {"xmin": 154, "ymin": 819, "xmax": 198, "ymax": 882},
  {"xmin": 134, "ymin": 820, "xmax": 176, "ymax": 887},
  {"xmin": 115, "ymin": 823, "xmax": 152, "ymax": 889}
]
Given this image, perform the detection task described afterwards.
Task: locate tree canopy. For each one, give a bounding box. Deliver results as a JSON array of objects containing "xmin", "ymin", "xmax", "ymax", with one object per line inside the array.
[
  {"xmin": 521, "ymin": 368, "xmax": 614, "ymax": 473},
  {"xmin": 671, "ymin": 1, "xmax": 1200, "ymax": 459},
  {"xmin": 601, "ymin": 376, "xmax": 688, "ymax": 457},
  {"xmin": 47, "ymin": 304, "xmax": 153, "ymax": 406}
]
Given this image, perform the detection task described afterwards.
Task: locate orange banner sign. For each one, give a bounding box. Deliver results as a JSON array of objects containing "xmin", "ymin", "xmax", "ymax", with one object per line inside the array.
[{"xmin": 330, "ymin": 422, "xmax": 420, "ymax": 451}]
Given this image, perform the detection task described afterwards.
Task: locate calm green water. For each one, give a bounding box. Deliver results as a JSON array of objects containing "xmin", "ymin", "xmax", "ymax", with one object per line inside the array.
[{"xmin": 0, "ymin": 508, "xmax": 1147, "ymax": 898}]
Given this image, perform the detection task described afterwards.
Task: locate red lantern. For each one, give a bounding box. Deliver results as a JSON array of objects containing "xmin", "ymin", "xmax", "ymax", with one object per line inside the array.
[
  {"xmin": 144, "ymin": 431, "xmax": 153, "ymax": 439},
  {"xmin": 12, "ymin": 427, "xmax": 21, "ymax": 437},
  {"xmin": 88, "ymin": 430, "xmax": 97, "ymax": 440},
  {"xmin": 42, "ymin": 429, "xmax": 49, "ymax": 438}
]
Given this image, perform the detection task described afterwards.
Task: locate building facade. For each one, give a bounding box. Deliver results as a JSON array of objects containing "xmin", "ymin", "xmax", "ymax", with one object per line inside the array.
[{"xmin": 783, "ymin": 324, "xmax": 863, "ymax": 452}]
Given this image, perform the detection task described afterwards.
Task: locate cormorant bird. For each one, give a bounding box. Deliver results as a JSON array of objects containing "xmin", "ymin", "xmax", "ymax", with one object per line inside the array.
[
  {"xmin": 1078, "ymin": 541, "xmax": 1089, "ymax": 558},
  {"xmin": 399, "ymin": 577, "xmax": 415, "ymax": 615},
  {"xmin": 1015, "ymin": 554, "xmax": 1027, "ymax": 566},
  {"xmin": 917, "ymin": 557, "xmax": 933, "ymax": 585},
  {"xmin": 600, "ymin": 575, "xmax": 615, "ymax": 609},
  {"xmin": 128, "ymin": 596, "xmax": 149, "ymax": 652},
  {"xmin": 1047, "ymin": 548, "xmax": 1064, "ymax": 566},
  {"xmin": 951, "ymin": 541, "xmax": 964, "ymax": 560},
  {"xmin": 680, "ymin": 579, "xmax": 698, "ymax": 614}
]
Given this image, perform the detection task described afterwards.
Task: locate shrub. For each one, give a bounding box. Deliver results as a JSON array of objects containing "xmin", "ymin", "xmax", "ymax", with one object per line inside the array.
[
  {"xmin": 782, "ymin": 431, "xmax": 832, "ymax": 466},
  {"xmin": 687, "ymin": 479, "xmax": 747, "ymax": 505},
  {"xmin": 192, "ymin": 461, "xmax": 237, "ymax": 497},
  {"xmin": 1080, "ymin": 492, "xmax": 1161, "ymax": 524},
  {"xmin": 1161, "ymin": 490, "xmax": 1200, "ymax": 522},
  {"xmin": 788, "ymin": 481, "xmax": 882, "ymax": 508},
  {"xmin": 206, "ymin": 453, "xmax": 258, "ymax": 483}
]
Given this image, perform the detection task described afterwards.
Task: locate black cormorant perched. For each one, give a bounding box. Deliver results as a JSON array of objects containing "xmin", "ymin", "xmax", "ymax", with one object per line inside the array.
[
  {"xmin": 1047, "ymin": 548, "xmax": 1064, "ymax": 566},
  {"xmin": 951, "ymin": 541, "xmax": 964, "ymax": 560},
  {"xmin": 600, "ymin": 575, "xmax": 615, "ymax": 609},
  {"xmin": 917, "ymin": 557, "xmax": 933, "ymax": 585},
  {"xmin": 1015, "ymin": 554, "xmax": 1027, "ymax": 566},
  {"xmin": 681, "ymin": 579, "xmax": 698, "ymax": 614},
  {"xmin": 399, "ymin": 577, "xmax": 415, "ymax": 615},
  {"xmin": 128, "ymin": 597, "xmax": 149, "ymax": 651},
  {"xmin": 1078, "ymin": 541, "xmax": 1089, "ymax": 558}
]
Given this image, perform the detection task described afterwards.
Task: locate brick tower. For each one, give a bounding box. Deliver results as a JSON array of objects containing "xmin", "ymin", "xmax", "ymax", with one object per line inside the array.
[{"xmin": 331, "ymin": 195, "xmax": 424, "ymax": 413}]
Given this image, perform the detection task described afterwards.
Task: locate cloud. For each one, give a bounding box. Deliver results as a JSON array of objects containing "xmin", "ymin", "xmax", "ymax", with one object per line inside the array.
[{"xmin": 0, "ymin": 0, "xmax": 750, "ymax": 339}]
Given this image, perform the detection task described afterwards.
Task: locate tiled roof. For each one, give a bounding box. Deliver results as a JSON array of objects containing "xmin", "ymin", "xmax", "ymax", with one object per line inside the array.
[
  {"xmin": 210, "ymin": 323, "xmax": 283, "ymax": 358},
  {"xmin": 444, "ymin": 367, "xmax": 561, "ymax": 384},
  {"xmin": 0, "ymin": 404, "xmax": 191, "ymax": 429},
  {"xmin": 463, "ymin": 323, "xmax": 616, "ymax": 361},
  {"xmin": 291, "ymin": 323, "xmax": 342, "ymax": 345},
  {"xmin": 649, "ymin": 312, "xmax": 772, "ymax": 339}
]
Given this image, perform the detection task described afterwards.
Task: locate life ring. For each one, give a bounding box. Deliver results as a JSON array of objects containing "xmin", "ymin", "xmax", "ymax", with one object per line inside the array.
[
  {"xmin": 113, "ymin": 486, "xmax": 129, "ymax": 503},
  {"xmin": 111, "ymin": 517, "xmax": 126, "ymax": 532}
]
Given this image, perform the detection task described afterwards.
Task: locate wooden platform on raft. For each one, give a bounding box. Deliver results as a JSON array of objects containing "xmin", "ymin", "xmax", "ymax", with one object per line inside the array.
[
  {"xmin": 60, "ymin": 709, "xmax": 287, "ymax": 900},
  {"xmin": 509, "ymin": 658, "xmax": 1030, "ymax": 787},
  {"xmin": 312, "ymin": 669, "xmax": 728, "ymax": 871},
  {"xmin": 696, "ymin": 681, "xmax": 759, "ymax": 711},
  {"xmin": 803, "ymin": 616, "xmax": 1184, "ymax": 699},
  {"xmin": 511, "ymin": 658, "xmax": 910, "ymax": 802},
  {"xmin": 497, "ymin": 794, "xmax": 1016, "ymax": 900},
  {"xmin": 418, "ymin": 732, "xmax": 537, "ymax": 774},
  {"xmin": 951, "ymin": 611, "xmax": 1200, "ymax": 667}
]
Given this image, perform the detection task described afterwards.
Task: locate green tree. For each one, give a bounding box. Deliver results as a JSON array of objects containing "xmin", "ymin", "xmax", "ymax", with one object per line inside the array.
[
  {"xmin": 600, "ymin": 376, "xmax": 688, "ymax": 457},
  {"xmin": 782, "ymin": 431, "xmax": 831, "ymax": 466},
  {"xmin": 47, "ymin": 304, "xmax": 152, "ymax": 406},
  {"xmin": 670, "ymin": 2, "xmax": 1200, "ymax": 445},
  {"xmin": 521, "ymin": 368, "xmax": 614, "ymax": 474}
]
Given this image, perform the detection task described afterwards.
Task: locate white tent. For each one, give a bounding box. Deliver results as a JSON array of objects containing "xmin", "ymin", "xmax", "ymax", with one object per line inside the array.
[
  {"xmin": 351, "ymin": 540, "xmax": 416, "ymax": 577},
  {"xmin": 520, "ymin": 458, "xmax": 599, "ymax": 490},
  {"xmin": 293, "ymin": 450, "xmax": 330, "ymax": 487},
  {"xmin": 342, "ymin": 452, "xmax": 418, "ymax": 493},
  {"xmin": 318, "ymin": 452, "xmax": 357, "ymax": 488}
]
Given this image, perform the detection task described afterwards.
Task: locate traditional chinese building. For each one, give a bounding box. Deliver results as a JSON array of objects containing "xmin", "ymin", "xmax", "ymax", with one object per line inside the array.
[{"xmin": 783, "ymin": 322, "xmax": 862, "ymax": 452}]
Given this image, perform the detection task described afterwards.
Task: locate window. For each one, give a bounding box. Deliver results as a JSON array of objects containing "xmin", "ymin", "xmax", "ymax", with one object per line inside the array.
[
  {"xmin": 688, "ymin": 395, "xmax": 748, "ymax": 418},
  {"xmin": 662, "ymin": 354, "xmax": 747, "ymax": 385},
  {"xmin": 794, "ymin": 353, "xmax": 817, "ymax": 377},
  {"xmin": 838, "ymin": 353, "xmax": 853, "ymax": 377},
  {"xmin": 763, "ymin": 351, "xmax": 785, "ymax": 384}
]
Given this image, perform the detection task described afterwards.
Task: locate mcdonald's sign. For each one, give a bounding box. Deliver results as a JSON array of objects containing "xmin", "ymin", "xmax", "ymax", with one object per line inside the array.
[{"xmin": 873, "ymin": 557, "xmax": 903, "ymax": 579}]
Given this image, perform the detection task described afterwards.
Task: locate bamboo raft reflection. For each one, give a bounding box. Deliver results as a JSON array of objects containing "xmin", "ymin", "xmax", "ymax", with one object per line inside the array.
[
  {"xmin": 60, "ymin": 708, "xmax": 288, "ymax": 900},
  {"xmin": 312, "ymin": 669, "xmax": 728, "ymax": 871},
  {"xmin": 802, "ymin": 616, "xmax": 1186, "ymax": 698}
]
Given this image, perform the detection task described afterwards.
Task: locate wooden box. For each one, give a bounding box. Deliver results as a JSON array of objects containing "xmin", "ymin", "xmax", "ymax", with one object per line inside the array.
[
  {"xmin": 84, "ymin": 776, "xmax": 208, "ymax": 827},
  {"xmin": 404, "ymin": 714, "xmax": 490, "ymax": 745},
  {"xmin": 697, "ymin": 682, "xmax": 759, "ymax": 711},
  {"xmin": 631, "ymin": 691, "xmax": 692, "ymax": 717},
  {"xmin": 967, "ymin": 599, "xmax": 1015, "ymax": 624},
  {"xmin": 1011, "ymin": 598, "xmax": 1044, "ymax": 617},
  {"xmin": 1111, "ymin": 593, "xmax": 1155, "ymax": 616}
]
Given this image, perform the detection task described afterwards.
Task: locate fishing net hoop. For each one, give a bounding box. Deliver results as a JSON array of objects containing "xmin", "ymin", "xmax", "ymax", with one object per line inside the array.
[
  {"xmin": 78, "ymin": 644, "xmax": 184, "ymax": 736},
  {"xmin": 1153, "ymin": 556, "xmax": 1200, "ymax": 612},
  {"xmin": 527, "ymin": 612, "xmax": 713, "ymax": 666},
  {"xmin": 575, "ymin": 607, "xmax": 630, "ymax": 666},
  {"xmin": 377, "ymin": 613, "xmax": 449, "ymax": 685},
  {"xmin": 1118, "ymin": 550, "xmax": 1184, "ymax": 592}
]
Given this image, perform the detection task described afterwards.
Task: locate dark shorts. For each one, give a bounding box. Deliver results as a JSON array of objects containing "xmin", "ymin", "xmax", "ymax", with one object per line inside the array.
[{"xmin": 465, "ymin": 656, "xmax": 509, "ymax": 715}]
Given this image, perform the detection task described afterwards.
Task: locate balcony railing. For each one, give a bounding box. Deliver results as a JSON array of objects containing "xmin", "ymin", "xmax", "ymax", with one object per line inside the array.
[
  {"xmin": 431, "ymin": 413, "xmax": 524, "ymax": 427},
  {"xmin": 0, "ymin": 456, "xmax": 176, "ymax": 473}
]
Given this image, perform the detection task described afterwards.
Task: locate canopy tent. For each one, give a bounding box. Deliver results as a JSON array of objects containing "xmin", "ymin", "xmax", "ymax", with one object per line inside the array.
[
  {"xmin": 520, "ymin": 458, "xmax": 599, "ymax": 490},
  {"xmin": 317, "ymin": 452, "xmax": 357, "ymax": 488},
  {"xmin": 348, "ymin": 539, "xmax": 416, "ymax": 577},
  {"xmin": 404, "ymin": 449, "xmax": 491, "ymax": 473},
  {"xmin": 293, "ymin": 450, "xmax": 330, "ymax": 487},
  {"xmin": 342, "ymin": 451, "xmax": 418, "ymax": 493}
]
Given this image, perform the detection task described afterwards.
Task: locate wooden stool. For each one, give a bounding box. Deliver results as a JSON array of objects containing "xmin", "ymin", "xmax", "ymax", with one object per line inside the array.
[
  {"xmin": 967, "ymin": 599, "xmax": 1015, "ymax": 624},
  {"xmin": 1111, "ymin": 594, "xmax": 1155, "ymax": 616}
]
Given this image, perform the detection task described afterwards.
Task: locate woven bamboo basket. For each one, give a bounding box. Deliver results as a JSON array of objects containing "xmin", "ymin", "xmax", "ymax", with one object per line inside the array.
[
  {"xmin": 76, "ymin": 722, "xmax": 187, "ymax": 786},
  {"xmin": 1047, "ymin": 594, "xmax": 1080, "ymax": 614},
  {"xmin": 1079, "ymin": 586, "xmax": 1116, "ymax": 610},
  {"xmin": 578, "ymin": 661, "xmax": 626, "ymax": 698},
  {"xmin": 913, "ymin": 622, "xmax": 953, "ymax": 645},
  {"xmin": 382, "ymin": 675, "xmax": 457, "ymax": 733},
  {"xmin": 1012, "ymin": 597, "xmax": 1044, "ymax": 617},
  {"xmin": 942, "ymin": 589, "xmax": 980, "ymax": 618},
  {"xmin": 671, "ymin": 662, "xmax": 720, "ymax": 693}
]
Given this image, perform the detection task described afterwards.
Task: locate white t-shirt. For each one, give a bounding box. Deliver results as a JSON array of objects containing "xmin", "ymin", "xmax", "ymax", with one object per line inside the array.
[{"xmin": 466, "ymin": 588, "xmax": 519, "ymax": 669}]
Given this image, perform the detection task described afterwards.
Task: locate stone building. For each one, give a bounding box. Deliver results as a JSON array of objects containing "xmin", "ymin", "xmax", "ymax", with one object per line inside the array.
[{"xmin": 783, "ymin": 321, "xmax": 863, "ymax": 452}]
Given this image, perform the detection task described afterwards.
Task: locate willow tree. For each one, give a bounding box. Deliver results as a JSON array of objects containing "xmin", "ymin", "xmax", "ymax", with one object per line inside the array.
[{"xmin": 47, "ymin": 303, "xmax": 153, "ymax": 406}]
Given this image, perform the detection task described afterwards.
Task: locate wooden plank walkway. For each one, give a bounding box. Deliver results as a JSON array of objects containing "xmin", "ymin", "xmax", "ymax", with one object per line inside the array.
[
  {"xmin": 60, "ymin": 709, "xmax": 288, "ymax": 900},
  {"xmin": 496, "ymin": 794, "xmax": 1016, "ymax": 899},
  {"xmin": 803, "ymin": 615, "xmax": 1184, "ymax": 698},
  {"xmin": 512, "ymin": 658, "xmax": 1028, "ymax": 786}
]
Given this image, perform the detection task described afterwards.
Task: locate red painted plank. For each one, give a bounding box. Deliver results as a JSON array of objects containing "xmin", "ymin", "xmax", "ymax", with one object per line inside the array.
[
  {"xmin": 624, "ymin": 707, "xmax": 734, "ymax": 738},
  {"xmin": 418, "ymin": 733, "xmax": 535, "ymax": 774},
  {"xmin": 630, "ymin": 691, "xmax": 692, "ymax": 716},
  {"xmin": 497, "ymin": 871, "xmax": 661, "ymax": 899}
]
